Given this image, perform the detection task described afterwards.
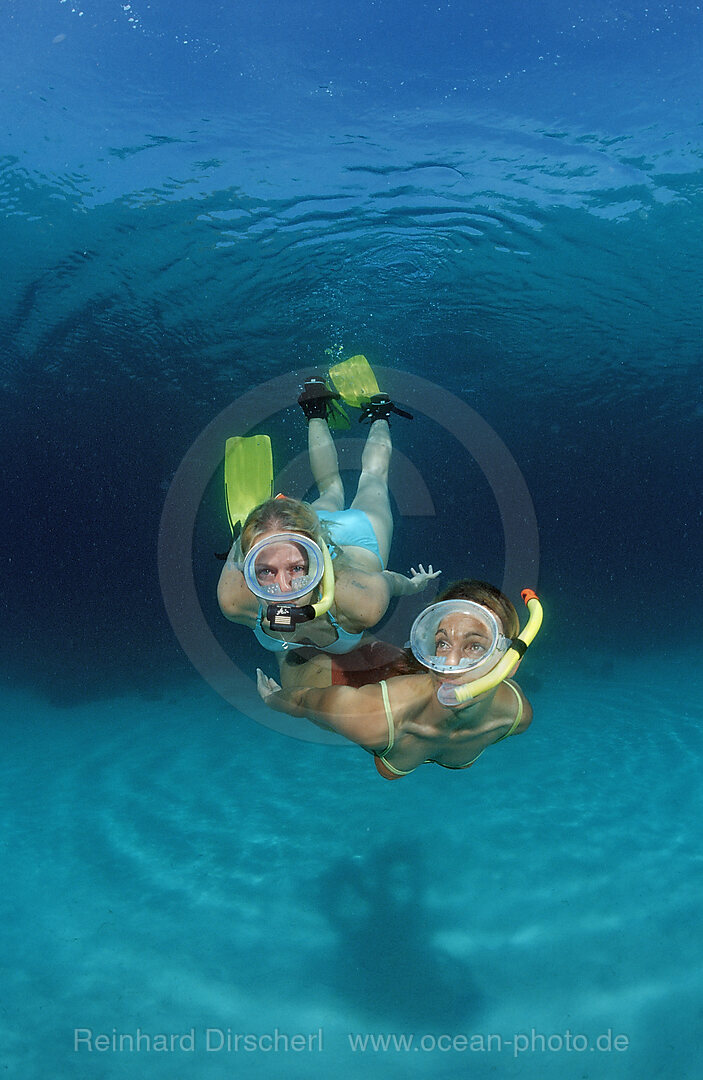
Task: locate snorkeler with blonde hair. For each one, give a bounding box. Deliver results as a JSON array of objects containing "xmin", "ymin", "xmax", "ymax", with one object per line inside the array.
[
  {"xmin": 217, "ymin": 361, "xmax": 440, "ymax": 657},
  {"xmin": 256, "ymin": 581, "xmax": 542, "ymax": 780}
]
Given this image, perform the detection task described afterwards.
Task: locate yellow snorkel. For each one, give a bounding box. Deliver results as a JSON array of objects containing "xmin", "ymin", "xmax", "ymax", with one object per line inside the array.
[
  {"xmin": 436, "ymin": 590, "xmax": 543, "ymax": 707},
  {"xmin": 311, "ymin": 541, "xmax": 335, "ymax": 618}
]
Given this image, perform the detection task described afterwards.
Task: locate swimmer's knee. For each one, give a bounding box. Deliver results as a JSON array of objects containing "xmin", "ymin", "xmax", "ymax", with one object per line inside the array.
[{"xmin": 311, "ymin": 485, "xmax": 345, "ymax": 513}]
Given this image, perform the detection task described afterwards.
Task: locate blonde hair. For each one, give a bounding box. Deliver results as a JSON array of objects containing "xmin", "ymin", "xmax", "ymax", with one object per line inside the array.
[{"xmin": 240, "ymin": 496, "xmax": 328, "ymax": 556}]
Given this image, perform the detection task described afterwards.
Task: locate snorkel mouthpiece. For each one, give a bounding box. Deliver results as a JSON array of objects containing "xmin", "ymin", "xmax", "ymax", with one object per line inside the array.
[
  {"xmin": 435, "ymin": 590, "xmax": 543, "ymax": 706},
  {"xmin": 266, "ymin": 602, "xmax": 316, "ymax": 631}
]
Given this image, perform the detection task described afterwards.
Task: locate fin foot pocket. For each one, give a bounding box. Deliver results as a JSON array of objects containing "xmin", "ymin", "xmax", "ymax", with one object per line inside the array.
[{"xmin": 358, "ymin": 393, "xmax": 414, "ymax": 424}]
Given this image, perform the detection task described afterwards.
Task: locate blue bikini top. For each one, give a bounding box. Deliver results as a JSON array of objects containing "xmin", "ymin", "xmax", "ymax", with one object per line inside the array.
[{"xmin": 253, "ymin": 607, "xmax": 364, "ymax": 654}]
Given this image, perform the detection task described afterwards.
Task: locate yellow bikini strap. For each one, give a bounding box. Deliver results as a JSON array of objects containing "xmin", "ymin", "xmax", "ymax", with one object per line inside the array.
[
  {"xmin": 379, "ymin": 680, "xmax": 395, "ymax": 753},
  {"xmin": 497, "ymin": 679, "xmax": 523, "ymax": 741}
]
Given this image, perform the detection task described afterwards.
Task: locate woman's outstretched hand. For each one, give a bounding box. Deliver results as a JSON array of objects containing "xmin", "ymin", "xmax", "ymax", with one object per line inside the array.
[
  {"xmin": 257, "ymin": 668, "xmax": 282, "ymax": 704},
  {"xmin": 409, "ymin": 564, "xmax": 442, "ymax": 591}
]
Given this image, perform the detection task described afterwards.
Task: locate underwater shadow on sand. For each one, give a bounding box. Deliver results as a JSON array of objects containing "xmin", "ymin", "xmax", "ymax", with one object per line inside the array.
[{"xmin": 309, "ymin": 839, "xmax": 482, "ymax": 1026}]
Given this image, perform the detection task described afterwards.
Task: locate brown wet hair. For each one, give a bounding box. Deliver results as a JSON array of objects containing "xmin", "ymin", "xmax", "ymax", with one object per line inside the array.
[{"xmin": 437, "ymin": 579, "xmax": 519, "ymax": 639}]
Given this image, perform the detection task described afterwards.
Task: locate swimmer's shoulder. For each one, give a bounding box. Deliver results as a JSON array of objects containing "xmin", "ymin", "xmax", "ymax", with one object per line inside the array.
[
  {"xmin": 498, "ymin": 679, "xmax": 533, "ymax": 734},
  {"xmin": 332, "ymin": 562, "xmax": 392, "ymax": 627},
  {"xmin": 217, "ymin": 562, "xmax": 259, "ymax": 623}
]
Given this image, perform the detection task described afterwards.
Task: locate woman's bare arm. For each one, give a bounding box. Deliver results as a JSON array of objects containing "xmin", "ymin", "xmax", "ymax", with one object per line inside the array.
[
  {"xmin": 382, "ymin": 563, "xmax": 441, "ymax": 597},
  {"xmin": 256, "ymin": 670, "xmax": 390, "ymax": 750},
  {"xmin": 217, "ymin": 551, "xmax": 258, "ymax": 623},
  {"xmin": 334, "ymin": 562, "xmax": 441, "ymax": 630}
]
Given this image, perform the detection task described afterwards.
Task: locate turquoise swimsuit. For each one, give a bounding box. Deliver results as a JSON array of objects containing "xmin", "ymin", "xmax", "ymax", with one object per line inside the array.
[
  {"xmin": 252, "ymin": 508, "xmax": 380, "ymax": 655},
  {"xmin": 316, "ymin": 508, "xmax": 383, "ymax": 567},
  {"xmin": 253, "ymin": 607, "xmax": 364, "ymax": 654}
]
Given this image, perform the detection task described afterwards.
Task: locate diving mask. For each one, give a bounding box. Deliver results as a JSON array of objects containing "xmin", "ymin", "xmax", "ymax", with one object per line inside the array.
[
  {"xmin": 243, "ymin": 533, "xmax": 325, "ymax": 602},
  {"xmin": 242, "ymin": 532, "xmax": 335, "ymax": 632},
  {"xmin": 409, "ymin": 600, "xmax": 510, "ymax": 679}
]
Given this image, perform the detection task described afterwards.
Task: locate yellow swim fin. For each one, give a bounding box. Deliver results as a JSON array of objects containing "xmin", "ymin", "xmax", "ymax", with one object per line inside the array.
[
  {"xmin": 328, "ymin": 354, "xmax": 380, "ymax": 408},
  {"xmin": 224, "ymin": 435, "xmax": 273, "ymax": 536}
]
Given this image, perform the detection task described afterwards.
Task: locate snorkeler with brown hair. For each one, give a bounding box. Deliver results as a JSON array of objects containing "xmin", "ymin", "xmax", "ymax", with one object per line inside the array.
[
  {"xmin": 217, "ymin": 367, "xmax": 440, "ymax": 656},
  {"xmin": 256, "ymin": 580, "xmax": 542, "ymax": 780}
]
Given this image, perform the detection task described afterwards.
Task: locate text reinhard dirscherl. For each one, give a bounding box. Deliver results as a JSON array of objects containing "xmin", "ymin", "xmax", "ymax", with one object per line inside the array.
[{"xmin": 73, "ymin": 1028, "xmax": 323, "ymax": 1053}]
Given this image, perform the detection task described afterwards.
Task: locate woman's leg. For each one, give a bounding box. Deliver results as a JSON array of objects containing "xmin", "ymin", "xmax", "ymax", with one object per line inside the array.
[
  {"xmin": 307, "ymin": 418, "xmax": 345, "ymax": 512},
  {"xmin": 350, "ymin": 419, "xmax": 393, "ymax": 566}
]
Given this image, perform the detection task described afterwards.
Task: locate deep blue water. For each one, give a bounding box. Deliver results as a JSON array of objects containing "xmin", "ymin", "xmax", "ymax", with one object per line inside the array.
[{"xmin": 2, "ymin": 2, "xmax": 703, "ymax": 1077}]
